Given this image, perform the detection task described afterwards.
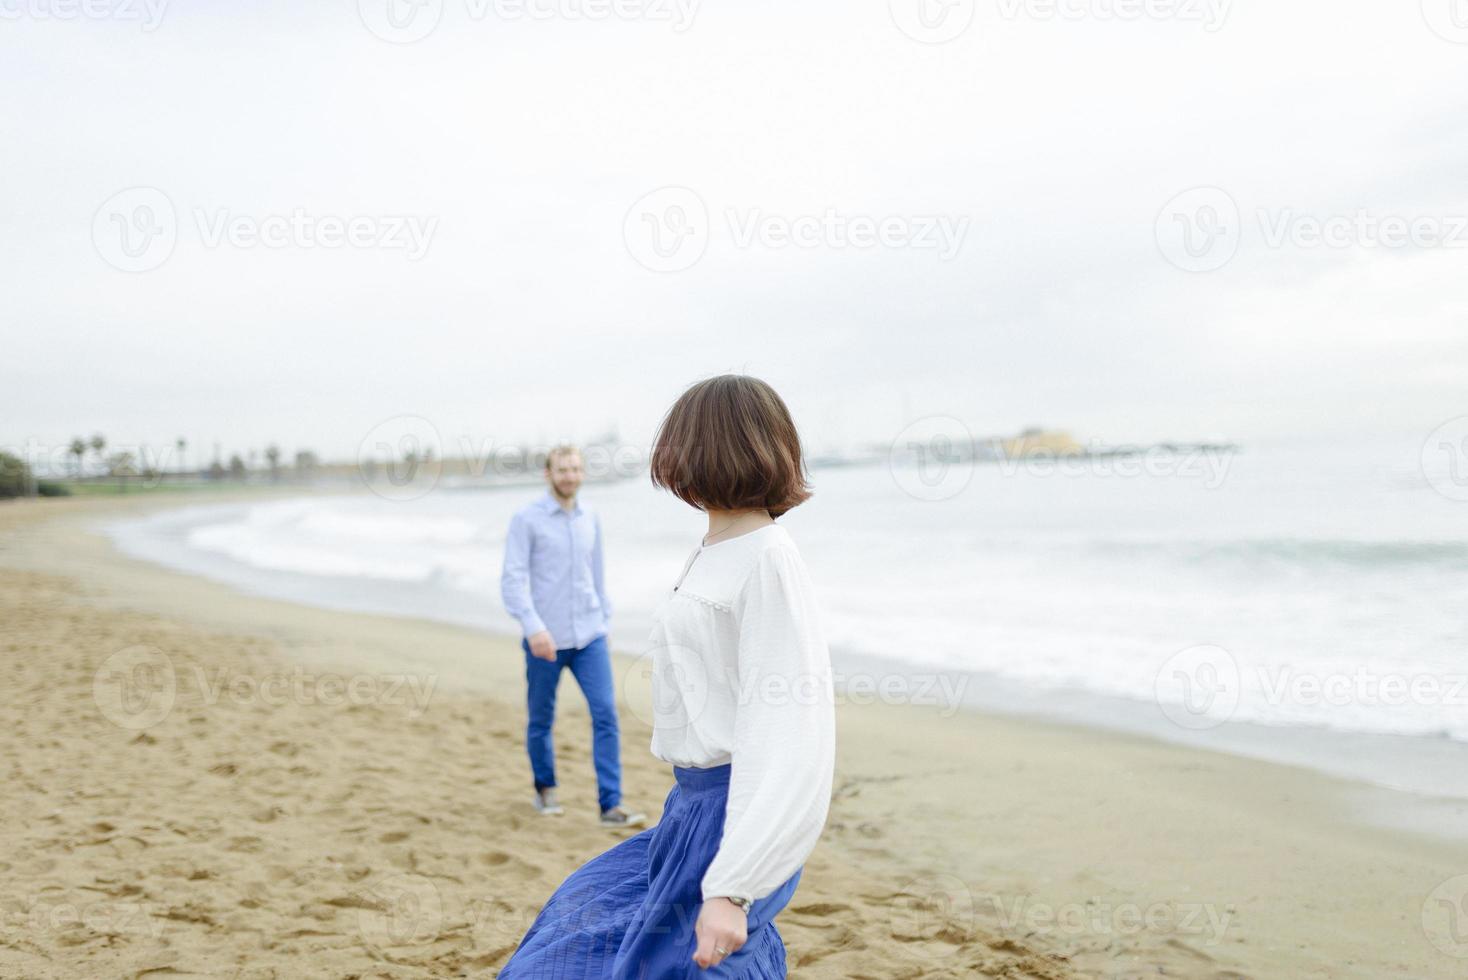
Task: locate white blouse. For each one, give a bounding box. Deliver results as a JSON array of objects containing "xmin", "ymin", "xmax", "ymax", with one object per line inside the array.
[{"xmin": 646, "ymin": 522, "xmax": 836, "ymax": 904}]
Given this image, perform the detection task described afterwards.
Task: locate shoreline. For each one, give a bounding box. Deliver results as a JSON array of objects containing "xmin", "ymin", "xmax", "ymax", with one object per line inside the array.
[
  {"xmin": 97, "ymin": 487, "xmax": 1468, "ymax": 820},
  {"xmin": 3, "ymin": 490, "xmax": 1467, "ymax": 978}
]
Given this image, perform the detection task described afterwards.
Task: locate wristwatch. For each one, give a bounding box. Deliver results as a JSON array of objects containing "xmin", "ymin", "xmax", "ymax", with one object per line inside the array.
[{"xmin": 722, "ymin": 896, "xmax": 752, "ymax": 913}]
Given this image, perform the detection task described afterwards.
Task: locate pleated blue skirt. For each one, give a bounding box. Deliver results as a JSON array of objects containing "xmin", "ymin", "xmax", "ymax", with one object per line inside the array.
[{"xmin": 499, "ymin": 764, "xmax": 801, "ymax": 979}]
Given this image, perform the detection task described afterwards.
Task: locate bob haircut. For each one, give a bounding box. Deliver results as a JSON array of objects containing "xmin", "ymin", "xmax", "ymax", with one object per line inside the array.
[{"xmin": 650, "ymin": 375, "xmax": 812, "ymax": 519}]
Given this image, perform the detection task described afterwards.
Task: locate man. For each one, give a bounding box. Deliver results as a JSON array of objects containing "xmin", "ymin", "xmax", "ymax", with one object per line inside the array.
[{"xmin": 500, "ymin": 445, "xmax": 644, "ymax": 828}]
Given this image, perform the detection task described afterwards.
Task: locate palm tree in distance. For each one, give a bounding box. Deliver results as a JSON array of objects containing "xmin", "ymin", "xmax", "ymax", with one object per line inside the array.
[
  {"xmin": 69, "ymin": 438, "xmax": 86, "ymax": 478},
  {"xmin": 89, "ymin": 434, "xmax": 106, "ymax": 480}
]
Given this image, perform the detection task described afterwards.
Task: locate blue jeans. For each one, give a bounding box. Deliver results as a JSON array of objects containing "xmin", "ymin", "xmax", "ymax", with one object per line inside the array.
[{"xmin": 523, "ymin": 633, "xmax": 622, "ymax": 812}]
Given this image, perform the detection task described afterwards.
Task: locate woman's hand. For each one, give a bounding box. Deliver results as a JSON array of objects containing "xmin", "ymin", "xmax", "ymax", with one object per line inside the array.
[{"xmin": 692, "ymin": 897, "xmax": 747, "ymax": 969}]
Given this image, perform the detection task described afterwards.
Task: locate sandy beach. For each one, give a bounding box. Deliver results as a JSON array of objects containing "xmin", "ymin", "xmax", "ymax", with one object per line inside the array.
[{"xmin": 2, "ymin": 490, "xmax": 1465, "ymax": 979}]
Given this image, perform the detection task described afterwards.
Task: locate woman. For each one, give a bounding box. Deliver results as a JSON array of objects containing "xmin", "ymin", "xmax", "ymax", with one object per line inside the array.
[{"xmin": 499, "ymin": 374, "xmax": 836, "ymax": 978}]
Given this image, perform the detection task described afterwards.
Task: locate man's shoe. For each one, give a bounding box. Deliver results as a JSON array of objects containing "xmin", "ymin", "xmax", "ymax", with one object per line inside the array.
[
  {"xmin": 600, "ymin": 806, "xmax": 647, "ymax": 829},
  {"xmin": 534, "ymin": 788, "xmax": 564, "ymax": 816}
]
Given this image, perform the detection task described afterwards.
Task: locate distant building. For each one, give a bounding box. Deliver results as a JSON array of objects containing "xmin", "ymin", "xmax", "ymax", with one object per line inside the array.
[{"xmin": 1000, "ymin": 428, "xmax": 1084, "ymax": 458}]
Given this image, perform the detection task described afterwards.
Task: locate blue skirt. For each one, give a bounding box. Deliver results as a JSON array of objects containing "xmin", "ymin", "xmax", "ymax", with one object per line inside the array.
[{"xmin": 499, "ymin": 764, "xmax": 801, "ymax": 979}]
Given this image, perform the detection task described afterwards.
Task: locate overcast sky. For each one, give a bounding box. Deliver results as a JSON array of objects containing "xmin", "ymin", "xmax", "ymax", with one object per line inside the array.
[{"xmin": 4, "ymin": 0, "xmax": 1466, "ymax": 469}]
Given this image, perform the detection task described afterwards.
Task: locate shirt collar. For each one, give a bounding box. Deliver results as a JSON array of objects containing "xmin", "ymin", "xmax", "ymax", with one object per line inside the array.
[{"xmin": 539, "ymin": 488, "xmax": 582, "ymax": 516}]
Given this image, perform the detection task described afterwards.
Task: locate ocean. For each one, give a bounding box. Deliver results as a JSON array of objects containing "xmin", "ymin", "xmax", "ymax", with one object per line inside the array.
[{"xmin": 103, "ymin": 434, "xmax": 1468, "ymax": 804}]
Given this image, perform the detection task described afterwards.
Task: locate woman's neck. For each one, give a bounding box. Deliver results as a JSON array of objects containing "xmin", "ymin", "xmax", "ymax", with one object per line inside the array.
[{"xmin": 703, "ymin": 508, "xmax": 774, "ymax": 545}]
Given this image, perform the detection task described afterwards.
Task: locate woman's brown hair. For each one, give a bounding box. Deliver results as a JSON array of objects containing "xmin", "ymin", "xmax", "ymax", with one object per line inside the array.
[{"xmin": 650, "ymin": 375, "xmax": 812, "ymax": 519}]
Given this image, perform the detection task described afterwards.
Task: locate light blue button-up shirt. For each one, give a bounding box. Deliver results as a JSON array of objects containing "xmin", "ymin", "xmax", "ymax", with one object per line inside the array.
[{"xmin": 500, "ymin": 489, "xmax": 612, "ymax": 651}]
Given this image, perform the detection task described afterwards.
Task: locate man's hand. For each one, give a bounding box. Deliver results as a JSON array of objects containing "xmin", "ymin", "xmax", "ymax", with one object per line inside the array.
[
  {"xmin": 692, "ymin": 897, "xmax": 747, "ymax": 969},
  {"xmin": 527, "ymin": 630, "xmax": 558, "ymax": 662}
]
